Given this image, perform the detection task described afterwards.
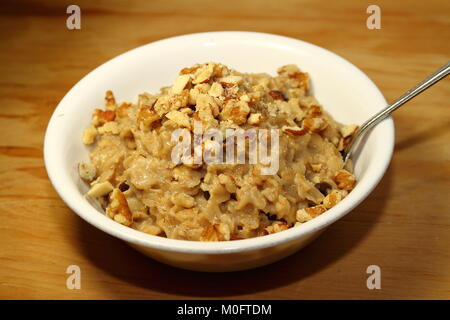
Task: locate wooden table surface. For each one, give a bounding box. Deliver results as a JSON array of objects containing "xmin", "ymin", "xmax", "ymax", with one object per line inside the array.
[{"xmin": 0, "ymin": 0, "xmax": 449, "ymax": 300}]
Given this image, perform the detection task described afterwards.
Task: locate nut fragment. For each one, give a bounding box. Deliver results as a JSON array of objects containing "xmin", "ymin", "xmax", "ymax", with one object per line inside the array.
[
  {"xmin": 334, "ymin": 169, "xmax": 356, "ymax": 191},
  {"xmin": 277, "ymin": 64, "xmax": 300, "ymax": 76},
  {"xmin": 171, "ymin": 75, "xmax": 191, "ymax": 95},
  {"xmin": 196, "ymin": 93, "xmax": 220, "ymax": 118},
  {"xmin": 282, "ymin": 125, "xmax": 307, "ymax": 136},
  {"xmin": 78, "ymin": 162, "xmax": 96, "ymax": 181},
  {"xmin": 323, "ymin": 190, "xmax": 346, "ymax": 209},
  {"xmin": 277, "ymin": 65, "xmax": 309, "ymax": 90},
  {"xmin": 106, "ymin": 189, "xmax": 133, "ymax": 226},
  {"xmin": 288, "ymin": 72, "xmax": 309, "ymax": 90},
  {"xmin": 200, "ymin": 224, "xmax": 229, "ymax": 241},
  {"xmin": 340, "ymin": 124, "xmax": 358, "ymax": 138},
  {"xmin": 220, "ymin": 100, "xmax": 250, "ymax": 125},
  {"xmin": 82, "ymin": 126, "xmax": 98, "ymax": 144},
  {"xmin": 265, "ymin": 221, "xmax": 289, "ymax": 234},
  {"xmin": 193, "ymin": 64, "xmax": 214, "ymax": 84},
  {"xmin": 239, "ymin": 94, "xmax": 250, "ymax": 102},
  {"xmin": 92, "ymin": 109, "xmax": 116, "ymax": 126},
  {"xmin": 86, "ymin": 181, "xmax": 113, "ymax": 198},
  {"xmin": 310, "ymin": 163, "xmax": 322, "ymax": 173},
  {"xmin": 138, "ymin": 93, "xmax": 157, "ymax": 108},
  {"xmin": 105, "ymin": 90, "xmax": 116, "ymax": 110},
  {"xmin": 78, "ymin": 62, "xmax": 358, "ymax": 241},
  {"xmin": 166, "ymin": 110, "xmax": 191, "ymax": 129},
  {"xmin": 180, "ymin": 65, "xmax": 201, "ymax": 75},
  {"xmin": 220, "ymin": 81, "xmax": 235, "ymax": 89},
  {"xmin": 137, "ymin": 106, "xmax": 160, "ymax": 128},
  {"xmin": 218, "ymin": 75, "xmax": 243, "ymax": 85},
  {"xmin": 117, "ymin": 102, "xmax": 132, "ymax": 118},
  {"xmin": 98, "ymin": 121, "xmax": 119, "ymax": 135},
  {"xmin": 303, "ymin": 117, "xmax": 328, "ymax": 133},
  {"xmin": 296, "ymin": 205, "xmax": 327, "ymax": 222},
  {"xmin": 208, "ymin": 82, "xmax": 224, "ymax": 97},
  {"xmin": 269, "ymin": 90, "xmax": 286, "ymax": 101},
  {"xmin": 307, "ymin": 105, "xmax": 322, "ymax": 117},
  {"xmin": 247, "ymin": 113, "xmax": 262, "ymax": 125}
]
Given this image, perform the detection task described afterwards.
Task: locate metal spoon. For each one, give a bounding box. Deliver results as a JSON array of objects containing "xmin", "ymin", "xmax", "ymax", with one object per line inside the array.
[{"xmin": 343, "ymin": 61, "xmax": 450, "ymax": 164}]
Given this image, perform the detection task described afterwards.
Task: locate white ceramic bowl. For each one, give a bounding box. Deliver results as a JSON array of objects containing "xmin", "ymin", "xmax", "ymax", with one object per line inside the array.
[{"xmin": 44, "ymin": 31, "xmax": 394, "ymax": 272}]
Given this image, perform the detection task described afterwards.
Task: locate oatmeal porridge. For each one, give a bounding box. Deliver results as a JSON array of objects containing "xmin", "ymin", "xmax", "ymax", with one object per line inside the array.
[{"xmin": 78, "ymin": 62, "xmax": 357, "ymax": 241}]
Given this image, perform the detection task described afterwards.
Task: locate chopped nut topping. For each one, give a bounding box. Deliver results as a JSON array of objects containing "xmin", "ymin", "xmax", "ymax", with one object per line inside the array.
[
  {"xmin": 82, "ymin": 126, "xmax": 98, "ymax": 144},
  {"xmin": 106, "ymin": 189, "xmax": 133, "ymax": 226},
  {"xmin": 193, "ymin": 63, "xmax": 214, "ymax": 84},
  {"xmin": 98, "ymin": 121, "xmax": 119, "ymax": 135},
  {"xmin": 303, "ymin": 117, "xmax": 328, "ymax": 133},
  {"xmin": 247, "ymin": 113, "xmax": 262, "ymax": 125},
  {"xmin": 137, "ymin": 106, "xmax": 160, "ymax": 128},
  {"xmin": 296, "ymin": 205, "xmax": 327, "ymax": 222},
  {"xmin": 180, "ymin": 65, "xmax": 201, "ymax": 75},
  {"xmin": 310, "ymin": 163, "xmax": 322, "ymax": 173},
  {"xmin": 288, "ymin": 72, "xmax": 309, "ymax": 90},
  {"xmin": 282, "ymin": 125, "xmax": 308, "ymax": 136},
  {"xmin": 308, "ymin": 105, "xmax": 322, "ymax": 117},
  {"xmin": 220, "ymin": 100, "xmax": 250, "ymax": 125},
  {"xmin": 340, "ymin": 124, "xmax": 359, "ymax": 138},
  {"xmin": 200, "ymin": 224, "xmax": 229, "ymax": 241},
  {"xmin": 220, "ymin": 81, "xmax": 235, "ymax": 89},
  {"xmin": 323, "ymin": 190, "xmax": 346, "ymax": 209},
  {"xmin": 93, "ymin": 109, "xmax": 116, "ymax": 126},
  {"xmin": 171, "ymin": 75, "xmax": 191, "ymax": 95},
  {"xmin": 208, "ymin": 82, "xmax": 224, "ymax": 97},
  {"xmin": 79, "ymin": 62, "xmax": 357, "ymax": 241},
  {"xmin": 105, "ymin": 90, "xmax": 116, "ymax": 110},
  {"xmin": 166, "ymin": 110, "xmax": 191, "ymax": 129},
  {"xmin": 117, "ymin": 102, "xmax": 132, "ymax": 118},
  {"xmin": 269, "ymin": 90, "xmax": 286, "ymax": 101},
  {"xmin": 334, "ymin": 169, "xmax": 356, "ymax": 190},
  {"xmin": 265, "ymin": 221, "xmax": 289, "ymax": 234},
  {"xmin": 218, "ymin": 75, "xmax": 243, "ymax": 85},
  {"xmin": 78, "ymin": 162, "xmax": 96, "ymax": 181},
  {"xmin": 86, "ymin": 181, "xmax": 114, "ymax": 198}
]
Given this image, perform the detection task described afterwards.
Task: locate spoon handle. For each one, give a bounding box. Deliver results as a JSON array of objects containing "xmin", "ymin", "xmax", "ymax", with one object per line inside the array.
[{"xmin": 344, "ymin": 61, "xmax": 450, "ymax": 163}]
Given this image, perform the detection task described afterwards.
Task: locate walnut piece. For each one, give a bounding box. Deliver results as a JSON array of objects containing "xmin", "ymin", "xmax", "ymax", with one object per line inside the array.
[
  {"xmin": 166, "ymin": 110, "xmax": 191, "ymax": 129},
  {"xmin": 220, "ymin": 100, "xmax": 250, "ymax": 125},
  {"xmin": 171, "ymin": 75, "xmax": 191, "ymax": 95},
  {"xmin": 106, "ymin": 189, "xmax": 133, "ymax": 226},
  {"xmin": 247, "ymin": 113, "xmax": 262, "ymax": 125},
  {"xmin": 296, "ymin": 205, "xmax": 327, "ymax": 222},
  {"xmin": 282, "ymin": 125, "xmax": 308, "ymax": 136},
  {"xmin": 303, "ymin": 117, "xmax": 328, "ymax": 133},
  {"xmin": 334, "ymin": 169, "xmax": 356, "ymax": 191}
]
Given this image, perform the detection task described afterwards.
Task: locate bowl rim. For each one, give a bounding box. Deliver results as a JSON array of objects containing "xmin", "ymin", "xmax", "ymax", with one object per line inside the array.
[{"xmin": 44, "ymin": 31, "xmax": 394, "ymax": 254}]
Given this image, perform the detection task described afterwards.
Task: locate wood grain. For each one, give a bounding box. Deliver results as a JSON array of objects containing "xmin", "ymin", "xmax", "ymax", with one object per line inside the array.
[{"xmin": 0, "ymin": 0, "xmax": 449, "ymax": 299}]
